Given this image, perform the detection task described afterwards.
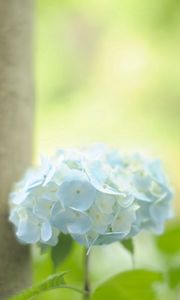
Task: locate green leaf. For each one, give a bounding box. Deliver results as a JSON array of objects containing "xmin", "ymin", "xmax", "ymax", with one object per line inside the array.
[
  {"xmin": 121, "ymin": 238, "xmax": 134, "ymax": 254},
  {"xmin": 92, "ymin": 269, "xmax": 163, "ymax": 300},
  {"xmin": 7, "ymin": 272, "xmax": 84, "ymax": 300},
  {"xmin": 168, "ymin": 267, "xmax": 180, "ymax": 289},
  {"xmin": 156, "ymin": 224, "xmax": 180, "ymax": 255},
  {"xmin": 51, "ymin": 233, "xmax": 74, "ymax": 269}
]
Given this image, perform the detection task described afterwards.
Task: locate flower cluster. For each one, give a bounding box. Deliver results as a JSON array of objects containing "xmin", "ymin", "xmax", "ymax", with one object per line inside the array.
[{"xmin": 9, "ymin": 145, "xmax": 174, "ymax": 248}]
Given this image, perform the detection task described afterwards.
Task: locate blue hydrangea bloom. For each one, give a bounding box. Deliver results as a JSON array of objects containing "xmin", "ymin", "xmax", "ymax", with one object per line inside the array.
[{"xmin": 9, "ymin": 145, "xmax": 174, "ymax": 248}]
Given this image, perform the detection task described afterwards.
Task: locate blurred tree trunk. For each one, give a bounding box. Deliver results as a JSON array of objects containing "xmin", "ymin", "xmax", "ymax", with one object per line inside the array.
[{"xmin": 0, "ymin": 0, "xmax": 34, "ymax": 298}]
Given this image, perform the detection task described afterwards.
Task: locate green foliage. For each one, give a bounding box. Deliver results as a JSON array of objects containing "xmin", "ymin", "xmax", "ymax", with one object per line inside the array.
[
  {"xmin": 156, "ymin": 224, "xmax": 180, "ymax": 255},
  {"xmin": 51, "ymin": 233, "xmax": 74, "ymax": 270},
  {"xmin": 155, "ymin": 224, "xmax": 180, "ymax": 295},
  {"xmin": 92, "ymin": 270, "xmax": 163, "ymax": 300},
  {"xmin": 168, "ymin": 267, "xmax": 180, "ymax": 289},
  {"xmin": 7, "ymin": 272, "xmax": 84, "ymax": 300},
  {"xmin": 121, "ymin": 238, "xmax": 134, "ymax": 255}
]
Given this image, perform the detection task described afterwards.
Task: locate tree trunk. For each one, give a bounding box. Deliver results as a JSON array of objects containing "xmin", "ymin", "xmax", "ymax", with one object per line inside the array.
[{"xmin": 0, "ymin": 0, "xmax": 34, "ymax": 298}]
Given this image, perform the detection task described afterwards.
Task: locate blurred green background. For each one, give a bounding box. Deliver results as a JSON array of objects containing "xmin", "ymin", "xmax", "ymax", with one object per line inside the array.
[{"xmin": 33, "ymin": 0, "xmax": 180, "ymax": 299}]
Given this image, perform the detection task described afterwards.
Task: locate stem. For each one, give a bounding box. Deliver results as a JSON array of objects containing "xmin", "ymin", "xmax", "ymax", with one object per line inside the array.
[{"xmin": 83, "ymin": 247, "xmax": 91, "ymax": 300}]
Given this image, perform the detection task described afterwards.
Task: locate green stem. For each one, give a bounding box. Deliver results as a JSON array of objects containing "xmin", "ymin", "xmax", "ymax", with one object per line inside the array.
[{"xmin": 83, "ymin": 248, "xmax": 91, "ymax": 300}]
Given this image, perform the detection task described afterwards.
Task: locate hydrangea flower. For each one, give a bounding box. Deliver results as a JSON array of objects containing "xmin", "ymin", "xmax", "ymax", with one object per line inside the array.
[{"xmin": 9, "ymin": 144, "xmax": 174, "ymax": 249}]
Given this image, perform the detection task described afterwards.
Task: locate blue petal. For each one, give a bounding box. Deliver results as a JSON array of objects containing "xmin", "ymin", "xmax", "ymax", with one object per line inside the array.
[
  {"xmin": 67, "ymin": 210, "xmax": 92, "ymax": 234},
  {"xmin": 44, "ymin": 228, "xmax": 59, "ymax": 246},
  {"xmin": 53, "ymin": 208, "xmax": 91, "ymax": 234},
  {"xmin": 111, "ymin": 206, "xmax": 136, "ymax": 234},
  {"xmin": 17, "ymin": 217, "xmax": 40, "ymax": 243},
  {"xmin": 150, "ymin": 198, "xmax": 173, "ymax": 223},
  {"xmin": 41, "ymin": 221, "xmax": 53, "ymax": 242},
  {"xmin": 10, "ymin": 190, "xmax": 28, "ymax": 205},
  {"xmin": 116, "ymin": 193, "xmax": 135, "ymax": 208},
  {"xmin": 58, "ymin": 171, "xmax": 97, "ymax": 211},
  {"xmin": 89, "ymin": 205, "xmax": 114, "ymax": 234},
  {"xmin": 95, "ymin": 193, "xmax": 116, "ymax": 214},
  {"xmin": 95, "ymin": 232, "xmax": 126, "ymax": 245},
  {"xmin": 71, "ymin": 231, "xmax": 99, "ymax": 248}
]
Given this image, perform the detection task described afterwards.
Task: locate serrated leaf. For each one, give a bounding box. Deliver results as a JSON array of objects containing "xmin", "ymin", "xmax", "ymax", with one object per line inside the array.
[
  {"xmin": 168, "ymin": 267, "xmax": 180, "ymax": 289},
  {"xmin": 7, "ymin": 272, "xmax": 84, "ymax": 300},
  {"xmin": 156, "ymin": 224, "xmax": 180, "ymax": 255},
  {"xmin": 121, "ymin": 238, "xmax": 134, "ymax": 254},
  {"xmin": 51, "ymin": 233, "xmax": 74, "ymax": 270},
  {"xmin": 92, "ymin": 270, "xmax": 163, "ymax": 300}
]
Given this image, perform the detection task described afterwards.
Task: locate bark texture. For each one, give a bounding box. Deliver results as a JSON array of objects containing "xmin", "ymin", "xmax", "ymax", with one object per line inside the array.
[{"xmin": 0, "ymin": 0, "xmax": 34, "ymax": 298}]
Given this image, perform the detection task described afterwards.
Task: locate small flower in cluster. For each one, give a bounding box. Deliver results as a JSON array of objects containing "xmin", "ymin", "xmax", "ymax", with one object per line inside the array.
[{"xmin": 9, "ymin": 144, "xmax": 174, "ymax": 249}]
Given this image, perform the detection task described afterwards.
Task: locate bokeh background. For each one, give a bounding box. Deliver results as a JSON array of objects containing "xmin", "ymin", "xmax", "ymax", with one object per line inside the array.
[{"xmin": 33, "ymin": 0, "xmax": 180, "ymax": 299}]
